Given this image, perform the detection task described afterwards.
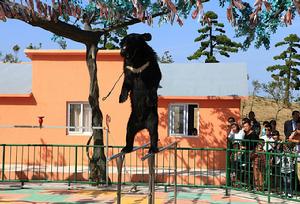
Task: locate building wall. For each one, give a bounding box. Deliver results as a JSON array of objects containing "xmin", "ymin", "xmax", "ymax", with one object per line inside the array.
[{"xmin": 0, "ymin": 50, "xmax": 241, "ymax": 150}]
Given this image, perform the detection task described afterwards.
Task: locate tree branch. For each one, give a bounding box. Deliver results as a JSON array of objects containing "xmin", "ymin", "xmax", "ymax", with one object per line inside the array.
[
  {"xmin": 102, "ymin": 9, "xmax": 170, "ymax": 34},
  {"xmin": 0, "ymin": 0, "xmax": 103, "ymax": 44}
]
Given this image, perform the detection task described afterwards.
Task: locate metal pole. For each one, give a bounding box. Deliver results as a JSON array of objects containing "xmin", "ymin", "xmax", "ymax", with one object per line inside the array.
[
  {"xmin": 266, "ymin": 152, "xmax": 271, "ymax": 203},
  {"xmin": 225, "ymin": 140, "xmax": 230, "ymax": 196},
  {"xmin": 140, "ymin": 142, "xmax": 178, "ymax": 204},
  {"xmin": 0, "ymin": 125, "xmax": 104, "ymax": 129},
  {"xmin": 106, "ymin": 128, "xmax": 109, "ymax": 186},
  {"xmin": 152, "ymin": 155, "xmax": 155, "ymax": 204},
  {"xmin": 148, "ymin": 155, "xmax": 155, "ymax": 204},
  {"xmin": 174, "ymin": 143, "xmax": 177, "ymax": 204},
  {"xmin": 1, "ymin": 144, "xmax": 5, "ymax": 181},
  {"xmin": 74, "ymin": 146, "xmax": 78, "ymax": 183},
  {"xmin": 116, "ymin": 155, "xmax": 125, "ymax": 204}
]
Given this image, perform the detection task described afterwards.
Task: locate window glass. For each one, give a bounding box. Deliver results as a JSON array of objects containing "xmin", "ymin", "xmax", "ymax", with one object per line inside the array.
[
  {"xmin": 69, "ymin": 104, "xmax": 81, "ymax": 132},
  {"xmin": 169, "ymin": 104, "xmax": 198, "ymax": 136},
  {"xmin": 83, "ymin": 104, "xmax": 92, "ymax": 133},
  {"xmin": 68, "ymin": 103, "xmax": 92, "ymax": 135}
]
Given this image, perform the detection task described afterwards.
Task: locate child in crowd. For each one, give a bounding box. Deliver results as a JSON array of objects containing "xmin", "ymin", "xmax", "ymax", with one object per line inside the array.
[
  {"xmin": 230, "ymin": 142, "xmax": 243, "ymax": 187},
  {"xmin": 261, "ymin": 121, "xmax": 270, "ymax": 138},
  {"xmin": 271, "ymin": 130, "xmax": 282, "ymax": 193},
  {"xmin": 280, "ymin": 143, "xmax": 296, "ymax": 198},
  {"xmin": 250, "ymin": 139, "xmax": 266, "ymax": 191}
]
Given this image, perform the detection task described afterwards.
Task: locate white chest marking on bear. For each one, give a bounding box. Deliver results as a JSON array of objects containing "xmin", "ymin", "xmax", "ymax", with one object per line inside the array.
[{"xmin": 126, "ymin": 62, "xmax": 150, "ymax": 74}]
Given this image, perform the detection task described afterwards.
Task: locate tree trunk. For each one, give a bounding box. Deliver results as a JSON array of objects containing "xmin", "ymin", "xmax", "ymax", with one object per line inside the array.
[
  {"xmin": 86, "ymin": 43, "xmax": 108, "ymax": 184},
  {"xmin": 209, "ymin": 26, "xmax": 213, "ymax": 58},
  {"xmin": 284, "ymin": 52, "xmax": 292, "ymax": 106},
  {"xmin": 250, "ymin": 93, "xmax": 255, "ymax": 111},
  {"xmin": 275, "ymin": 105, "xmax": 284, "ymax": 121}
]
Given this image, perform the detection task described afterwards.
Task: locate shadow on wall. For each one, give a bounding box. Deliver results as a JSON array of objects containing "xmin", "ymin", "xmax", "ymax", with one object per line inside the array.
[
  {"xmin": 0, "ymin": 94, "xmax": 37, "ymax": 105},
  {"xmin": 131, "ymin": 106, "xmax": 239, "ymax": 181}
]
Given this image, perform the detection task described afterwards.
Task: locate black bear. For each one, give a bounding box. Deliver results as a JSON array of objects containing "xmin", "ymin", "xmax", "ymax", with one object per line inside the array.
[{"xmin": 119, "ymin": 33, "xmax": 161, "ymax": 154}]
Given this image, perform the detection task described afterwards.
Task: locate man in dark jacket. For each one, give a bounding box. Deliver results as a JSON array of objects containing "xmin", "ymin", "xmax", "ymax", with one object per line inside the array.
[
  {"xmin": 249, "ymin": 111, "xmax": 261, "ymax": 136},
  {"xmin": 284, "ymin": 110, "xmax": 300, "ymax": 139},
  {"xmin": 241, "ymin": 119, "xmax": 259, "ymax": 189}
]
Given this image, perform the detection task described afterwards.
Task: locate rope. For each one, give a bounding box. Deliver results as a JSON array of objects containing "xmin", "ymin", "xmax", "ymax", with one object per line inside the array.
[{"xmin": 102, "ymin": 72, "xmax": 124, "ymax": 101}]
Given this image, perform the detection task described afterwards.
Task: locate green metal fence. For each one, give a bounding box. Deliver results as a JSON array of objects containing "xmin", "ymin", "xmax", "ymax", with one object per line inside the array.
[
  {"xmin": 2, "ymin": 141, "xmax": 300, "ymax": 203},
  {"xmin": 227, "ymin": 139, "xmax": 300, "ymax": 203},
  {"xmin": 0, "ymin": 144, "xmax": 226, "ymax": 188}
]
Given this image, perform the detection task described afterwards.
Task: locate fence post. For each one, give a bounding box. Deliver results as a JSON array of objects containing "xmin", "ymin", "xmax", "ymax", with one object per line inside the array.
[
  {"xmin": 225, "ymin": 140, "xmax": 230, "ymax": 196},
  {"xmin": 106, "ymin": 128, "xmax": 109, "ymax": 186},
  {"xmin": 1, "ymin": 144, "xmax": 5, "ymax": 181},
  {"xmin": 74, "ymin": 146, "xmax": 78, "ymax": 183},
  {"xmin": 266, "ymin": 151, "xmax": 271, "ymax": 203},
  {"xmin": 174, "ymin": 143, "xmax": 177, "ymax": 204}
]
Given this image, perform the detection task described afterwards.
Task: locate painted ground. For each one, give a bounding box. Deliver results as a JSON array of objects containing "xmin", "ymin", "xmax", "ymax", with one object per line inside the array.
[{"xmin": 0, "ymin": 184, "xmax": 297, "ymax": 203}]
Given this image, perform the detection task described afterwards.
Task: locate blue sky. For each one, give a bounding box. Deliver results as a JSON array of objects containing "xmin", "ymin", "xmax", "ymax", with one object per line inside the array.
[{"xmin": 0, "ymin": 1, "xmax": 299, "ymax": 96}]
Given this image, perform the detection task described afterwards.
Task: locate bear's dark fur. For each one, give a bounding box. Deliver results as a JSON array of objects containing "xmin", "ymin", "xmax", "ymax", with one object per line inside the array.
[{"xmin": 119, "ymin": 33, "xmax": 161, "ymax": 153}]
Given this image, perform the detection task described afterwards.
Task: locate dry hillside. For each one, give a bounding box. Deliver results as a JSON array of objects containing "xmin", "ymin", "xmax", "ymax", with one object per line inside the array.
[{"xmin": 241, "ymin": 96, "xmax": 300, "ymax": 136}]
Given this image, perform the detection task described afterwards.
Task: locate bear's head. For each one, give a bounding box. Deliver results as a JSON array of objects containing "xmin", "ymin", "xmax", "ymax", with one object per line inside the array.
[{"xmin": 120, "ymin": 33, "xmax": 152, "ymax": 60}]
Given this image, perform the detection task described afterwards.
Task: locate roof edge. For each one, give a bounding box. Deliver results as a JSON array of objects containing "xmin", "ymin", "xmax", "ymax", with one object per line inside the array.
[
  {"xmin": 0, "ymin": 93, "xmax": 33, "ymax": 98},
  {"xmin": 25, "ymin": 49, "xmax": 121, "ymax": 59},
  {"xmin": 159, "ymin": 96, "xmax": 247, "ymax": 100}
]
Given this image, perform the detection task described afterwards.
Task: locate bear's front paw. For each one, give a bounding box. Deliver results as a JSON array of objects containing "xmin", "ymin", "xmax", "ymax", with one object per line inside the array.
[{"xmin": 119, "ymin": 93, "xmax": 128, "ymax": 103}]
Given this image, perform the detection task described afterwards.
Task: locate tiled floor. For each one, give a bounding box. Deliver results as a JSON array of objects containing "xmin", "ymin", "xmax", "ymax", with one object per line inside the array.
[{"xmin": 0, "ymin": 184, "xmax": 297, "ymax": 203}]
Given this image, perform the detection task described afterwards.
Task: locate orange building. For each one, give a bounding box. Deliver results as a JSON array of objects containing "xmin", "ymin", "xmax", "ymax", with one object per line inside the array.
[
  {"xmin": 0, "ymin": 50, "xmax": 248, "ymax": 148},
  {"xmin": 0, "ymin": 50, "xmax": 248, "ymax": 185}
]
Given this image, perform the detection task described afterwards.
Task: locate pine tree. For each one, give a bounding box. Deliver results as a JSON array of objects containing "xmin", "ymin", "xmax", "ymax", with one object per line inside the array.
[
  {"xmin": 188, "ymin": 11, "xmax": 242, "ymax": 63},
  {"xmin": 2, "ymin": 44, "xmax": 20, "ymax": 63},
  {"xmin": 266, "ymin": 34, "xmax": 300, "ymax": 105},
  {"xmin": 158, "ymin": 51, "xmax": 174, "ymax": 63}
]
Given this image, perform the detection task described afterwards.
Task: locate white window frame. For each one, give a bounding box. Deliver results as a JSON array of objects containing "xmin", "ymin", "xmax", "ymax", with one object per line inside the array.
[
  {"xmin": 67, "ymin": 102, "xmax": 92, "ymax": 136},
  {"xmin": 168, "ymin": 103, "xmax": 199, "ymax": 137}
]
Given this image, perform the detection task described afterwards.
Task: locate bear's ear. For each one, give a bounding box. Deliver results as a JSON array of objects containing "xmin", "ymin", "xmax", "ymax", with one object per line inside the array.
[{"xmin": 142, "ymin": 33, "xmax": 152, "ymax": 41}]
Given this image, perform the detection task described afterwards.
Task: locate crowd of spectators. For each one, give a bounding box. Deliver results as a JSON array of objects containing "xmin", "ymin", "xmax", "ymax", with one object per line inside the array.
[{"xmin": 227, "ymin": 110, "xmax": 300, "ymax": 198}]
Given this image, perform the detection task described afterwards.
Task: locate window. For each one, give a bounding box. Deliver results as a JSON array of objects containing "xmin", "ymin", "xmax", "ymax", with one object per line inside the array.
[
  {"xmin": 68, "ymin": 102, "xmax": 92, "ymax": 135},
  {"xmin": 169, "ymin": 104, "xmax": 199, "ymax": 136}
]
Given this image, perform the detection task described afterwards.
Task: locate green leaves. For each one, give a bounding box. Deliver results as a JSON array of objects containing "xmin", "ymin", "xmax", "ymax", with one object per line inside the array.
[
  {"xmin": 194, "ymin": 34, "xmax": 208, "ymax": 42},
  {"xmin": 204, "ymin": 11, "xmax": 218, "ymax": 19},
  {"xmin": 284, "ymin": 34, "xmax": 300, "ymax": 43}
]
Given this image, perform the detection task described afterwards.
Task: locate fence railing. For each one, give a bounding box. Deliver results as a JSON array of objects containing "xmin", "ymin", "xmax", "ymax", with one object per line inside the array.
[
  {"xmin": 2, "ymin": 141, "xmax": 300, "ymax": 203},
  {"xmin": 227, "ymin": 139, "xmax": 300, "ymax": 203},
  {"xmin": 0, "ymin": 144, "xmax": 226, "ymax": 188}
]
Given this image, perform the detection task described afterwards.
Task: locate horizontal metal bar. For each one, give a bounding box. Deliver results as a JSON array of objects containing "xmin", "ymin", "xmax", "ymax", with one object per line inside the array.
[
  {"xmin": 141, "ymin": 142, "xmax": 177, "ymax": 161},
  {"xmin": 107, "ymin": 142, "xmax": 150, "ymax": 161},
  {"xmin": 0, "ymin": 125, "xmax": 104, "ymax": 129}
]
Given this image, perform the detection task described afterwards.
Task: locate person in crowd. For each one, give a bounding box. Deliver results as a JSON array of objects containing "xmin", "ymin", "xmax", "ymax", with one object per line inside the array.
[
  {"xmin": 270, "ymin": 119, "xmax": 277, "ymax": 135},
  {"xmin": 272, "ymin": 130, "xmax": 282, "ymax": 193},
  {"xmin": 288, "ymin": 120, "xmax": 300, "ymax": 186},
  {"xmin": 261, "ymin": 124, "xmax": 275, "ymax": 152},
  {"xmin": 280, "ymin": 143, "xmax": 296, "ymax": 198},
  {"xmin": 228, "ymin": 123, "xmax": 245, "ymax": 144},
  {"xmin": 242, "ymin": 117, "xmax": 249, "ymax": 123},
  {"xmin": 227, "ymin": 117, "xmax": 236, "ymax": 135},
  {"xmin": 227, "ymin": 117, "xmax": 236, "ymax": 125},
  {"xmin": 249, "ymin": 111, "xmax": 261, "ymax": 136},
  {"xmin": 242, "ymin": 119, "xmax": 259, "ymax": 151},
  {"xmin": 230, "ymin": 141, "xmax": 243, "ymax": 187},
  {"xmin": 261, "ymin": 121, "xmax": 270, "ymax": 138},
  {"xmin": 241, "ymin": 119, "xmax": 259, "ymax": 189},
  {"xmin": 251, "ymin": 139, "xmax": 266, "ymax": 191},
  {"xmin": 284, "ymin": 110, "xmax": 300, "ymax": 139}
]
